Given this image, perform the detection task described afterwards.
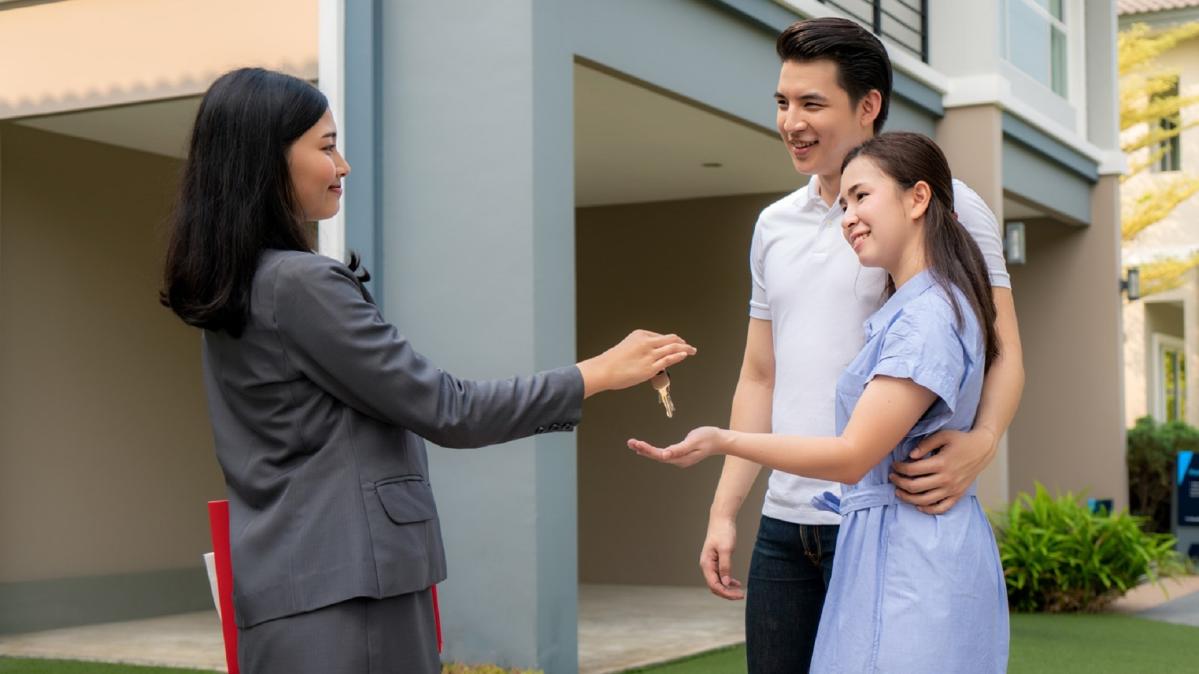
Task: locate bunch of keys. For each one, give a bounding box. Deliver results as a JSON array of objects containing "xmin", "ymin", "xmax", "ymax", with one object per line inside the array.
[{"xmin": 651, "ymin": 370, "xmax": 676, "ymax": 418}]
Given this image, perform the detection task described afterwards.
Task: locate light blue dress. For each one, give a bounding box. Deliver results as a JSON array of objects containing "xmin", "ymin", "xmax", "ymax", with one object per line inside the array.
[{"xmin": 809, "ymin": 270, "xmax": 1009, "ymax": 673}]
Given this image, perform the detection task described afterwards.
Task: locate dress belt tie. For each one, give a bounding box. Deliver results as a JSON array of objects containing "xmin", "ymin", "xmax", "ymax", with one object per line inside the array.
[{"xmin": 811, "ymin": 483, "xmax": 977, "ymax": 515}]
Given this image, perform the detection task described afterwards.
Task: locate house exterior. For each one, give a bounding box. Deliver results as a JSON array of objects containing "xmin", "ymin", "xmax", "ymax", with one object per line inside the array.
[
  {"xmin": 0, "ymin": 1, "xmax": 1124, "ymax": 672},
  {"xmin": 1118, "ymin": 0, "xmax": 1199, "ymax": 428}
]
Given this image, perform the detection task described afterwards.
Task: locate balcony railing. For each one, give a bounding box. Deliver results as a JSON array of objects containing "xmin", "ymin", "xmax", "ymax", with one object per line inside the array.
[{"xmin": 818, "ymin": 0, "xmax": 928, "ymax": 62}]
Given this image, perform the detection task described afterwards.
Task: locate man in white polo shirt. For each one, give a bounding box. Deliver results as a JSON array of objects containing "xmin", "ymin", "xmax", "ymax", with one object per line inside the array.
[{"xmin": 700, "ymin": 17, "xmax": 1025, "ymax": 673}]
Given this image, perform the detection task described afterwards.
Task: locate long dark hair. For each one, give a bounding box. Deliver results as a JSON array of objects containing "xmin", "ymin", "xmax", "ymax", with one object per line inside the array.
[
  {"xmin": 842, "ymin": 132, "xmax": 999, "ymax": 369},
  {"xmin": 776, "ymin": 17, "xmax": 892, "ymax": 135},
  {"xmin": 161, "ymin": 68, "xmax": 328, "ymax": 337}
]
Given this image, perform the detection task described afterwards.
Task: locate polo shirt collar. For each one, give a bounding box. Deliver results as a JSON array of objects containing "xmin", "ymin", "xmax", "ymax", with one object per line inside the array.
[
  {"xmin": 794, "ymin": 179, "xmax": 840, "ymax": 215},
  {"xmin": 865, "ymin": 269, "xmax": 936, "ymax": 338}
]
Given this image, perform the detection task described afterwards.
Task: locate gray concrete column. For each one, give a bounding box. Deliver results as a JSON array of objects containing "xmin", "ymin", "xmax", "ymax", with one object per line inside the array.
[
  {"xmin": 342, "ymin": 0, "xmax": 382, "ymax": 300},
  {"xmin": 378, "ymin": 1, "xmax": 577, "ymax": 671}
]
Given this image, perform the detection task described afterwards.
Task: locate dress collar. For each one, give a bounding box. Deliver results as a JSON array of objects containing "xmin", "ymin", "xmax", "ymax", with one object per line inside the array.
[{"xmin": 864, "ymin": 269, "xmax": 936, "ymax": 338}]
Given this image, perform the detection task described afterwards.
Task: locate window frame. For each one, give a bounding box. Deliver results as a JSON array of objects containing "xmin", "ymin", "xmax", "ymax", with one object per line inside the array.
[
  {"xmin": 1153, "ymin": 332, "xmax": 1188, "ymax": 423},
  {"xmin": 1152, "ymin": 76, "xmax": 1183, "ymax": 174},
  {"xmin": 1003, "ymin": 0, "xmax": 1072, "ymax": 98}
]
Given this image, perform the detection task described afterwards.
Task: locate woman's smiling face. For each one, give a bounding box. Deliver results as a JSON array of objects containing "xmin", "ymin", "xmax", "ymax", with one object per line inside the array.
[
  {"xmin": 839, "ymin": 155, "xmax": 919, "ymax": 270},
  {"xmin": 287, "ymin": 109, "xmax": 351, "ymax": 222}
]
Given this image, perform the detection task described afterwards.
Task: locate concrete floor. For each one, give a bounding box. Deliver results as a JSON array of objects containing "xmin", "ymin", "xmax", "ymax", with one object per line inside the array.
[
  {"xmin": 1110, "ymin": 574, "xmax": 1199, "ymax": 627},
  {"xmin": 0, "ymin": 584, "xmax": 744, "ymax": 673},
  {"xmin": 0, "ymin": 611, "xmax": 227, "ymax": 671},
  {"xmin": 1109, "ymin": 574, "xmax": 1199, "ymax": 614},
  {"xmin": 578, "ymin": 584, "xmax": 744, "ymax": 674}
]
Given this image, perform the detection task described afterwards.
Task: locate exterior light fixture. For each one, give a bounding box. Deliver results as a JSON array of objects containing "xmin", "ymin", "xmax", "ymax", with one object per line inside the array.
[
  {"xmin": 1004, "ymin": 221, "xmax": 1026, "ymax": 266},
  {"xmin": 1121, "ymin": 266, "xmax": 1141, "ymax": 301}
]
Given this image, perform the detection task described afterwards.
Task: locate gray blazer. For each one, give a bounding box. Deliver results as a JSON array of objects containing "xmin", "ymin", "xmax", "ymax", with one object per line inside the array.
[{"xmin": 202, "ymin": 249, "xmax": 583, "ymax": 628}]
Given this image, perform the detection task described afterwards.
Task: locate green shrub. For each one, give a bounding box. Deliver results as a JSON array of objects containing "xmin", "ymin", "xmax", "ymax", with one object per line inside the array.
[
  {"xmin": 992, "ymin": 483, "xmax": 1189, "ymax": 612},
  {"xmin": 1127, "ymin": 416, "xmax": 1199, "ymax": 533}
]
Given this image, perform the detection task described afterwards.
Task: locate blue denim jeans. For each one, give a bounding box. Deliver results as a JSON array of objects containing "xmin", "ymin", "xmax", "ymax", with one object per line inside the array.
[{"xmin": 745, "ymin": 514, "xmax": 839, "ymax": 674}]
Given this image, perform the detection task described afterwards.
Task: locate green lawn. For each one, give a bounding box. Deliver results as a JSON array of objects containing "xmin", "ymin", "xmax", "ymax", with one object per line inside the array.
[
  {"xmin": 0, "ymin": 660, "xmax": 213, "ymax": 674},
  {"xmin": 1006, "ymin": 613, "xmax": 1199, "ymax": 674},
  {"xmin": 4, "ymin": 613, "xmax": 1199, "ymax": 674},
  {"xmin": 621, "ymin": 645, "xmax": 746, "ymax": 674},
  {"xmin": 627, "ymin": 613, "xmax": 1199, "ymax": 674}
]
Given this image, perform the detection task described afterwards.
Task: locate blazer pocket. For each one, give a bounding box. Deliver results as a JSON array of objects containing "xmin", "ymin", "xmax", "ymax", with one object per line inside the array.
[{"xmin": 375, "ymin": 476, "xmax": 437, "ymax": 525}]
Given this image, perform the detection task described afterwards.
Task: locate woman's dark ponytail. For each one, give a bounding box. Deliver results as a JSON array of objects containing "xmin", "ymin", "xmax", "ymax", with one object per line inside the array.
[{"xmin": 842, "ymin": 132, "xmax": 999, "ymax": 369}]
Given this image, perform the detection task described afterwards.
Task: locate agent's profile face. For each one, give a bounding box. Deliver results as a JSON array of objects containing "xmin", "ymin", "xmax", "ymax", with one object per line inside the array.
[
  {"xmin": 775, "ymin": 59, "xmax": 875, "ymax": 179},
  {"xmin": 839, "ymin": 156, "xmax": 912, "ymax": 269},
  {"xmin": 287, "ymin": 109, "xmax": 350, "ymax": 222}
]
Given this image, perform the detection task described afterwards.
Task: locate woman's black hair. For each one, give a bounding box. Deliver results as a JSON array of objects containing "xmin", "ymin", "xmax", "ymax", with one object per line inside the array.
[
  {"xmin": 161, "ymin": 67, "xmax": 330, "ymax": 337},
  {"xmin": 842, "ymin": 132, "xmax": 999, "ymax": 369}
]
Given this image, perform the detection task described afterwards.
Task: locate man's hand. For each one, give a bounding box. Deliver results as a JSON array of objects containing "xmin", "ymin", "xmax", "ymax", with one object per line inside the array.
[
  {"xmin": 699, "ymin": 516, "xmax": 744, "ymax": 600},
  {"xmin": 890, "ymin": 427, "xmax": 997, "ymax": 515}
]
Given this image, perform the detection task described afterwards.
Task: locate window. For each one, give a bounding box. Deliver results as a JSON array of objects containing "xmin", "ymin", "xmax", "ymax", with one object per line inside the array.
[
  {"xmin": 1004, "ymin": 0, "xmax": 1068, "ymax": 97},
  {"xmin": 1155, "ymin": 334, "xmax": 1188, "ymax": 423},
  {"xmin": 1153, "ymin": 77, "xmax": 1182, "ymax": 173}
]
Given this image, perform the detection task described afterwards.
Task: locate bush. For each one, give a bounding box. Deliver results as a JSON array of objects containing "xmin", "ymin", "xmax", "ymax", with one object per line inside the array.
[
  {"xmin": 992, "ymin": 483, "xmax": 1189, "ymax": 612},
  {"xmin": 1127, "ymin": 416, "xmax": 1199, "ymax": 533}
]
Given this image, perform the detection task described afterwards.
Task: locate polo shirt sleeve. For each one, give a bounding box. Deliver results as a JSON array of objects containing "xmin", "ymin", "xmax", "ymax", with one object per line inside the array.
[
  {"xmin": 748, "ymin": 219, "xmax": 771, "ymax": 320},
  {"xmin": 868, "ymin": 299, "xmax": 967, "ymax": 437},
  {"xmin": 953, "ymin": 179, "xmax": 1011, "ymax": 290}
]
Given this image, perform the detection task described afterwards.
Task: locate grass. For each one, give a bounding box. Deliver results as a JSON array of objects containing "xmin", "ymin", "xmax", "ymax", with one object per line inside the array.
[
  {"xmin": 1006, "ymin": 613, "xmax": 1199, "ymax": 674},
  {"xmin": 620, "ymin": 645, "xmax": 746, "ymax": 673},
  {"xmin": 626, "ymin": 613, "xmax": 1199, "ymax": 674},
  {"xmin": 4, "ymin": 613, "xmax": 1199, "ymax": 673},
  {"xmin": 0, "ymin": 659, "xmax": 213, "ymax": 674}
]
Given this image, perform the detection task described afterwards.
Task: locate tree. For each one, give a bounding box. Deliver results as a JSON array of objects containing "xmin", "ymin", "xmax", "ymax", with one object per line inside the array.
[{"xmin": 1119, "ymin": 21, "xmax": 1199, "ymax": 296}]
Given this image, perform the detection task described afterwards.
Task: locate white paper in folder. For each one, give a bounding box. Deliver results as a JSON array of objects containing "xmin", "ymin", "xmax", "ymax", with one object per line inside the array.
[{"xmin": 202, "ymin": 552, "xmax": 221, "ymax": 619}]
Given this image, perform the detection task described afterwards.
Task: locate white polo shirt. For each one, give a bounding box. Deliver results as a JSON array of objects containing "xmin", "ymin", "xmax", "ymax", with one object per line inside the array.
[{"xmin": 750, "ymin": 178, "xmax": 1011, "ymax": 526}]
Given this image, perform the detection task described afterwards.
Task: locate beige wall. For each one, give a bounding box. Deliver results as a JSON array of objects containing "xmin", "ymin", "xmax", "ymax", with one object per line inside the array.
[
  {"xmin": 939, "ymin": 105, "xmax": 1127, "ymax": 508},
  {"xmin": 1147, "ymin": 302, "xmax": 1186, "ymax": 340},
  {"xmin": 936, "ymin": 104, "xmax": 1010, "ymax": 509},
  {"xmin": 576, "ymin": 193, "xmax": 784, "ymax": 585},
  {"xmin": 1127, "ymin": 293, "xmax": 1195, "ymax": 425},
  {"xmin": 1007, "ymin": 176, "xmax": 1128, "ymax": 508},
  {"xmin": 1185, "ymin": 270, "xmax": 1199, "ymax": 425},
  {"xmin": 0, "ymin": 0, "xmax": 317, "ymax": 119},
  {"xmin": 0, "ymin": 124, "xmax": 222, "ymax": 583},
  {"xmin": 1122, "ymin": 35, "xmax": 1199, "ymax": 255},
  {"xmin": 1121, "ymin": 33, "xmax": 1199, "ymax": 430},
  {"xmin": 1124, "ymin": 299, "xmax": 1150, "ymax": 425}
]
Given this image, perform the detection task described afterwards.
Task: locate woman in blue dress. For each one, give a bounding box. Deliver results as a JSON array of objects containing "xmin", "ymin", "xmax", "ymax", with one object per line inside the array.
[{"xmin": 630, "ymin": 132, "xmax": 1008, "ymax": 672}]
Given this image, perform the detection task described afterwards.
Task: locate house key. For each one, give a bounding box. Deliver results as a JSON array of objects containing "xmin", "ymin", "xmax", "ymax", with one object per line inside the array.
[{"xmin": 651, "ymin": 370, "xmax": 675, "ymax": 418}]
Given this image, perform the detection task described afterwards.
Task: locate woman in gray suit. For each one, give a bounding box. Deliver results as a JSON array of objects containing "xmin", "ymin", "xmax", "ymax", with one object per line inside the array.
[{"xmin": 162, "ymin": 68, "xmax": 695, "ymax": 674}]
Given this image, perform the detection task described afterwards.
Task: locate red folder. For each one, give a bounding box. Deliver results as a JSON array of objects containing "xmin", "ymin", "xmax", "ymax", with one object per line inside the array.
[
  {"xmin": 207, "ymin": 500, "xmax": 239, "ymax": 674},
  {"xmin": 207, "ymin": 499, "xmax": 442, "ymax": 669},
  {"xmin": 432, "ymin": 584, "xmax": 443, "ymax": 653}
]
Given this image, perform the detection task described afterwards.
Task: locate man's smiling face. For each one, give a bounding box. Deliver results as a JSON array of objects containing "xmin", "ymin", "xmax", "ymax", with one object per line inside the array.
[{"xmin": 775, "ymin": 59, "xmax": 875, "ymax": 179}]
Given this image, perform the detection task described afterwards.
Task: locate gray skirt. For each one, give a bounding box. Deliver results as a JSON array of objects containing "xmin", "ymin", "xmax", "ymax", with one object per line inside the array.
[{"xmin": 237, "ymin": 589, "xmax": 440, "ymax": 674}]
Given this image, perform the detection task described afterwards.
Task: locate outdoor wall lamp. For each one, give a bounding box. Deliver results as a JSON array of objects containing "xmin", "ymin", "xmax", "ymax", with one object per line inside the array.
[
  {"xmin": 1004, "ymin": 221, "xmax": 1026, "ymax": 266},
  {"xmin": 1121, "ymin": 266, "xmax": 1141, "ymax": 301}
]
